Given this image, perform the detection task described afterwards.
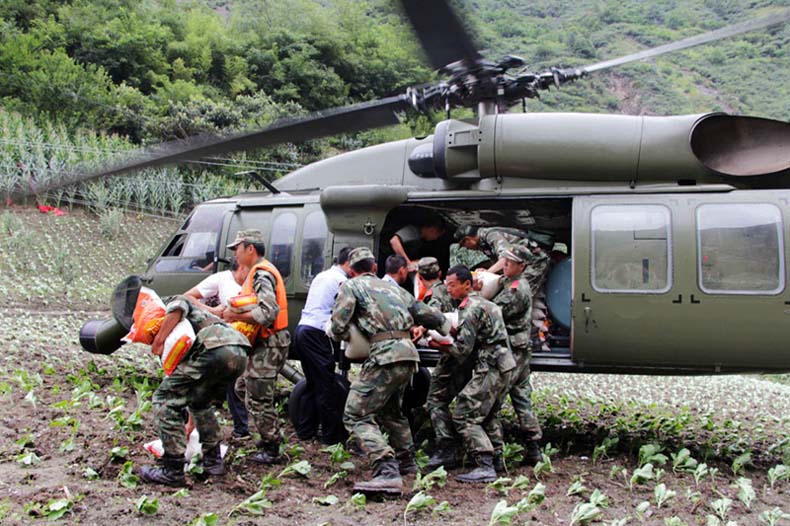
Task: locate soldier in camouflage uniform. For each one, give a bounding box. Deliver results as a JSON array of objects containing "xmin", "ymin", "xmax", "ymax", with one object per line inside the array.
[
  {"xmin": 417, "ymin": 257, "xmax": 455, "ymax": 313},
  {"xmin": 491, "ymin": 245, "xmax": 543, "ymax": 467},
  {"xmin": 449, "ymin": 242, "xmax": 491, "ymax": 270},
  {"xmin": 141, "ymin": 296, "xmax": 250, "ymax": 487},
  {"xmin": 430, "ymin": 265, "xmax": 517, "ymax": 483},
  {"xmin": 329, "ymin": 247, "xmax": 448, "ymax": 495},
  {"xmin": 223, "ymin": 230, "xmax": 291, "ymax": 464},
  {"xmin": 455, "ymin": 225, "xmax": 553, "ymax": 275}
]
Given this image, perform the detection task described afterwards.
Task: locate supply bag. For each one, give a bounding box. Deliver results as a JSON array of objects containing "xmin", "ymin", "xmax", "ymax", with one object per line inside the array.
[
  {"xmin": 228, "ymin": 293, "xmax": 258, "ymax": 313},
  {"xmin": 162, "ymin": 319, "xmax": 196, "ymax": 375},
  {"xmin": 122, "ymin": 286, "xmax": 166, "ymax": 345}
]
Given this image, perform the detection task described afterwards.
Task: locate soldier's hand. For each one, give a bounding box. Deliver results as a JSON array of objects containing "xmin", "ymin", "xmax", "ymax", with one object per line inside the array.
[
  {"xmin": 222, "ymin": 309, "xmax": 236, "ymax": 322},
  {"xmin": 151, "ymin": 339, "xmax": 164, "ymax": 357},
  {"xmin": 410, "ymin": 326, "xmax": 426, "ymax": 342}
]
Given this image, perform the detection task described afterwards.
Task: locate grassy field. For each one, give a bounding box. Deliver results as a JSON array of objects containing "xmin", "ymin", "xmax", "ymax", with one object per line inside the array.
[{"xmin": 0, "ymin": 205, "xmax": 788, "ymax": 526}]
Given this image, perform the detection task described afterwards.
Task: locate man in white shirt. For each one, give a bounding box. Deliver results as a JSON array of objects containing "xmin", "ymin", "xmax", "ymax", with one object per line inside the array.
[
  {"xmin": 383, "ymin": 255, "xmax": 408, "ymax": 287},
  {"xmin": 185, "ymin": 260, "xmax": 249, "ymax": 316},
  {"xmin": 184, "ymin": 260, "xmax": 251, "ymax": 438},
  {"xmin": 293, "ymin": 247, "xmax": 352, "ymax": 444}
]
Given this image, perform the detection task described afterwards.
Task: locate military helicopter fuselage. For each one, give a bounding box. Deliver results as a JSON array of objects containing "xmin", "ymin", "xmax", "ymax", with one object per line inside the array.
[{"xmin": 85, "ymin": 110, "xmax": 790, "ymax": 376}]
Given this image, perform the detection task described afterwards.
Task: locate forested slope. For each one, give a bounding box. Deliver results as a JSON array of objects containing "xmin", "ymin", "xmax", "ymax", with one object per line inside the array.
[{"xmin": 1, "ymin": 0, "xmax": 788, "ymax": 165}]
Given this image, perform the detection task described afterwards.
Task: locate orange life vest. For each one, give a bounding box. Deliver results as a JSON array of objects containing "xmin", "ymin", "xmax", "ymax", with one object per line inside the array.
[{"xmin": 240, "ymin": 258, "xmax": 289, "ymax": 340}]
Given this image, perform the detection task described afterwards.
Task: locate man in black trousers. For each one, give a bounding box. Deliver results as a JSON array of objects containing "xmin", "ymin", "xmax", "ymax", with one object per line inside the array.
[{"xmin": 293, "ymin": 247, "xmax": 352, "ymax": 444}]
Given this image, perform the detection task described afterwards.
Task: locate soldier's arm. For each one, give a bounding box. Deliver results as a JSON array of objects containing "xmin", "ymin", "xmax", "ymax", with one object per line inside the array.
[
  {"xmin": 222, "ymin": 270, "xmax": 279, "ymax": 326},
  {"xmin": 410, "ymin": 300, "xmax": 449, "ymax": 335},
  {"xmin": 329, "ymin": 282, "xmax": 356, "ymax": 341},
  {"xmin": 443, "ymin": 309, "xmax": 479, "ymax": 362},
  {"xmin": 153, "ymin": 299, "xmax": 190, "ymax": 356}
]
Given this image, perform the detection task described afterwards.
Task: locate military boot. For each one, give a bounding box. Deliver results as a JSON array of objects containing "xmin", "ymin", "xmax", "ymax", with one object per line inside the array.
[
  {"xmin": 524, "ymin": 440, "xmax": 542, "ymax": 466},
  {"xmin": 396, "ymin": 449, "xmax": 419, "ymax": 475},
  {"xmin": 455, "ymin": 453, "xmax": 497, "ymax": 484},
  {"xmin": 140, "ymin": 455, "xmax": 186, "ymax": 487},
  {"xmin": 352, "ymin": 458, "xmax": 403, "ymax": 495},
  {"xmin": 250, "ymin": 443, "xmax": 280, "ymax": 465},
  {"xmin": 426, "ymin": 443, "xmax": 459, "ymax": 470},
  {"xmin": 202, "ymin": 445, "xmax": 226, "ymax": 476},
  {"xmin": 493, "ymin": 451, "xmax": 505, "ymax": 473}
]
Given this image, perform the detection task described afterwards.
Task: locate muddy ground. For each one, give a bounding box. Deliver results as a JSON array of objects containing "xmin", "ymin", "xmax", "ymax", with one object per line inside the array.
[{"xmin": 0, "ymin": 207, "xmax": 788, "ymax": 525}]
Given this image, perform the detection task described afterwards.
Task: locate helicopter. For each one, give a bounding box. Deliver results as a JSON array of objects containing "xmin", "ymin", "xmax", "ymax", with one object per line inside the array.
[{"xmin": 73, "ymin": 0, "xmax": 790, "ymax": 419}]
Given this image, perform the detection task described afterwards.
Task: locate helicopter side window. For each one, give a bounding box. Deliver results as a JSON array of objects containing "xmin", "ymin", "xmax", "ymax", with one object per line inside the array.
[
  {"xmin": 697, "ymin": 203, "xmax": 784, "ymax": 295},
  {"xmin": 270, "ymin": 212, "xmax": 297, "ymax": 280},
  {"xmin": 591, "ymin": 205, "xmax": 671, "ymax": 293},
  {"xmin": 301, "ymin": 211, "xmax": 327, "ymax": 286}
]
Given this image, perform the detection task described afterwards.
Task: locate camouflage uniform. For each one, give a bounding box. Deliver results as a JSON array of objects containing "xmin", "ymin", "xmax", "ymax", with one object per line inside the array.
[
  {"xmin": 330, "ymin": 251, "xmax": 446, "ymax": 464},
  {"xmin": 450, "ymin": 243, "xmax": 491, "ymax": 269},
  {"xmin": 445, "ymin": 292, "xmax": 516, "ymax": 456},
  {"xmin": 420, "ymin": 263, "xmax": 468, "ymax": 447},
  {"xmin": 422, "ymin": 281, "xmax": 455, "ymax": 314},
  {"xmin": 153, "ymin": 296, "xmax": 249, "ymax": 457},
  {"xmin": 491, "ymin": 249, "xmax": 542, "ymax": 441},
  {"xmin": 246, "ymin": 265, "xmax": 291, "ymax": 448}
]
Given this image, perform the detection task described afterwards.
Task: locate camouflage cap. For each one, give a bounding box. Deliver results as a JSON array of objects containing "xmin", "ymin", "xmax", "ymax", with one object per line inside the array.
[
  {"xmin": 417, "ymin": 257, "xmax": 440, "ymax": 277},
  {"xmin": 454, "ymin": 225, "xmax": 478, "ymax": 241},
  {"xmin": 348, "ymin": 247, "xmax": 375, "ymax": 266},
  {"xmin": 526, "ymin": 229, "xmax": 554, "ymax": 249},
  {"xmin": 227, "ymin": 229, "xmax": 265, "ymax": 249},
  {"xmin": 503, "ymin": 244, "xmax": 530, "ymax": 264}
]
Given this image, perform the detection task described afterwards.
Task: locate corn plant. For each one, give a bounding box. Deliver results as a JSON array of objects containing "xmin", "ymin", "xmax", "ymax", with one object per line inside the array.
[
  {"xmin": 488, "ymin": 499, "xmax": 520, "ymax": 526},
  {"xmin": 693, "ymin": 463, "xmax": 710, "ymax": 485},
  {"xmin": 639, "ymin": 444, "xmax": 668, "ymax": 467},
  {"xmin": 324, "ymin": 470, "xmax": 348, "ymax": 488},
  {"xmin": 117, "ymin": 461, "xmax": 139, "ymax": 488},
  {"xmin": 312, "ymin": 495, "xmax": 339, "ymax": 506},
  {"xmin": 589, "ymin": 489, "xmax": 609, "ymax": 508},
  {"xmin": 665, "ymin": 517, "xmax": 687, "ymax": 526},
  {"xmin": 488, "ymin": 477, "xmax": 512, "ymax": 495},
  {"xmin": 278, "ymin": 460, "xmax": 311, "ymax": 478},
  {"xmin": 629, "ymin": 463, "xmax": 655, "ymax": 489},
  {"xmin": 321, "ymin": 443, "xmax": 351, "ymax": 464},
  {"xmin": 348, "ymin": 493, "xmax": 366, "ymax": 509},
  {"xmin": 671, "ymin": 448, "xmax": 699, "ymax": 472}
]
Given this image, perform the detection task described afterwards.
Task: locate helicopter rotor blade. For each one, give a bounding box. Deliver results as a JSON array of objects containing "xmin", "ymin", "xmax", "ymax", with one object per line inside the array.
[
  {"xmin": 582, "ymin": 9, "xmax": 790, "ymax": 74},
  {"xmin": 399, "ymin": 0, "xmax": 482, "ymax": 70},
  {"xmin": 40, "ymin": 95, "xmax": 412, "ymax": 192}
]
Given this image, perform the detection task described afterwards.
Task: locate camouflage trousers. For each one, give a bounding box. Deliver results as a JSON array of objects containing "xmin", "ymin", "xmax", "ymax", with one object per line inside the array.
[
  {"xmin": 246, "ymin": 343, "xmax": 289, "ymax": 447},
  {"xmin": 426, "ymin": 353, "xmax": 473, "ymax": 445},
  {"xmin": 153, "ymin": 343, "xmax": 248, "ymax": 457},
  {"xmin": 343, "ymin": 360, "xmax": 416, "ymax": 463},
  {"xmin": 508, "ymin": 345, "xmax": 542, "ymax": 440},
  {"xmin": 452, "ymin": 365, "xmax": 514, "ymax": 455}
]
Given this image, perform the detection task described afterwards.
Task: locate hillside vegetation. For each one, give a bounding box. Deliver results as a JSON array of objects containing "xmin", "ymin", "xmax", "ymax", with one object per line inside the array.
[{"xmin": 1, "ymin": 0, "xmax": 787, "ymax": 155}]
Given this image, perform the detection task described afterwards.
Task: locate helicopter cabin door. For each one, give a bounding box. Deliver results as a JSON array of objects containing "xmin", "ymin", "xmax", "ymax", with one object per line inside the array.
[
  {"xmin": 572, "ymin": 192, "xmax": 790, "ymax": 373},
  {"xmin": 572, "ymin": 195, "xmax": 682, "ymax": 370}
]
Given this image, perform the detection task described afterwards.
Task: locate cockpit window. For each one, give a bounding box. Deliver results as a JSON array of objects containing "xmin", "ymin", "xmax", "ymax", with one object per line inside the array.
[{"xmin": 155, "ymin": 203, "xmax": 233, "ymax": 273}]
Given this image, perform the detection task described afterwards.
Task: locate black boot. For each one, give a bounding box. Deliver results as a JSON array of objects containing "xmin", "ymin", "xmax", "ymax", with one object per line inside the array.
[
  {"xmin": 250, "ymin": 443, "xmax": 280, "ymax": 465},
  {"xmin": 202, "ymin": 445, "xmax": 226, "ymax": 476},
  {"xmin": 455, "ymin": 453, "xmax": 497, "ymax": 484},
  {"xmin": 140, "ymin": 454, "xmax": 186, "ymax": 487},
  {"xmin": 426, "ymin": 443, "xmax": 459, "ymax": 470},
  {"xmin": 353, "ymin": 458, "xmax": 403, "ymax": 495},
  {"xmin": 396, "ymin": 449, "xmax": 419, "ymax": 475},
  {"xmin": 524, "ymin": 440, "xmax": 542, "ymax": 466},
  {"xmin": 493, "ymin": 451, "xmax": 505, "ymax": 473}
]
